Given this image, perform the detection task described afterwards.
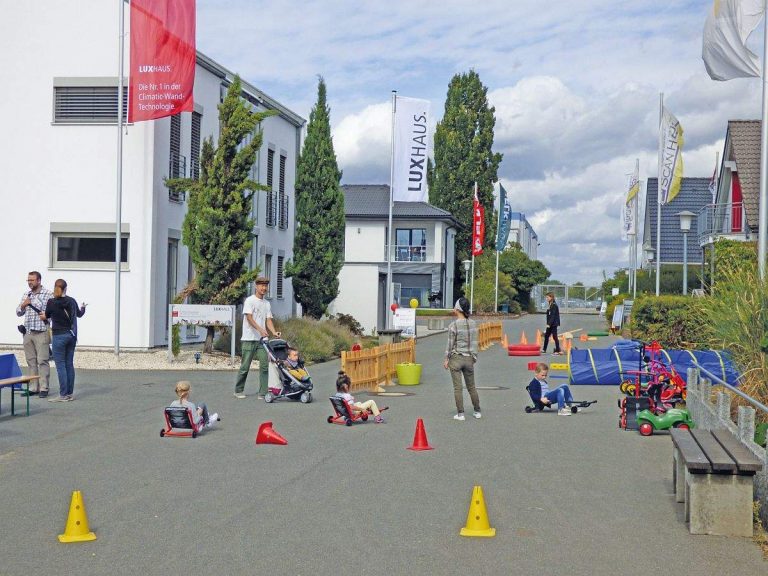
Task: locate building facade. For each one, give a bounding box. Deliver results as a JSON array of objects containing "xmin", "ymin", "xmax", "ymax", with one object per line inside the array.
[
  {"xmin": 328, "ymin": 185, "xmax": 460, "ymax": 334},
  {"xmin": 0, "ymin": 2, "xmax": 304, "ymax": 348}
]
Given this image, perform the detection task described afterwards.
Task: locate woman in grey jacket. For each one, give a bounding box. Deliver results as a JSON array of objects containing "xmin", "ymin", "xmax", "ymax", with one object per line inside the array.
[{"xmin": 443, "ymin": 297, "xmax": 481, "ymax": 421}]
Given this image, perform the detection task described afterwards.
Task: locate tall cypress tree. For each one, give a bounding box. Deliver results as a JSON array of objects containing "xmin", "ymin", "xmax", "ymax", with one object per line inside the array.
[
  {"xmin": 286, "ymin": 77, "xmax": 345, "ymax": 318},
  {"xmin": 428, "ymin": 70, "xmax": 502, "ymax": 295},
  {"xmin": 167, "ymin": 76, "xmax": 274, "ymax": 351}
]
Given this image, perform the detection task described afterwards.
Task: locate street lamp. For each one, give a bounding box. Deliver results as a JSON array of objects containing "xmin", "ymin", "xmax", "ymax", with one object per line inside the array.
[
  {"xmin": 462, "ymin": 260, "xmax": 471, "ymax": 295},
  {"xmin": 676, "ymin": 211, "xmax": 695, "ymax": 295}
]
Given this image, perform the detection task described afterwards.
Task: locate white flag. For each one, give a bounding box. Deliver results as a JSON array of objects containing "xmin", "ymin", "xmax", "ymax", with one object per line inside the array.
[
  {"xmin": 702, "ymin": 0, "xmax": 764, "ymax": 81},
  {"xmin": 658, "ymin": 107, "xmax": 684, "ymax": 205},
  {"xmin": 621, "ymin": 164, "xmax": 639, "ymax": 239},
  {"xmin": 392, "ymin": 96, "xmax": 430, "ymax": 202}
]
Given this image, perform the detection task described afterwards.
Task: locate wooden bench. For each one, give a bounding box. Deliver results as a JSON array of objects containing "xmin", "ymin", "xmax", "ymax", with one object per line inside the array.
[
  {"xmin": 0, "ymin": 353, "xmax": 38, "ymax": 417},
  {"xmin": 671, "ymin": 428, "xmax": 763, "ymax": 536}
]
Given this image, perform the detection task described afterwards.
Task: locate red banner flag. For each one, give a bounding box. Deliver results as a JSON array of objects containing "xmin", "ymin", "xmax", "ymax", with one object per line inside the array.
[
  {"xmin": 129, "ymin": 0, "xmax": 196, "ymax": 123},
  {"xmin": 472, "ymin": 185, "xmax": 484, "ymax": 256}
]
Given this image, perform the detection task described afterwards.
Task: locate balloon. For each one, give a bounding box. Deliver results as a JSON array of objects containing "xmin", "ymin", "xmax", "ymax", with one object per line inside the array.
[
  {"xmin": 351, "ymin": 343, "xmax": 362, "ymax": 352},
  {"xmin": 390, "ymin": 303, "xmax": 399, "ymax": 312},
  {"xmin": 409, "ymin": 298, "xmax": 419, "ymax": 308}
]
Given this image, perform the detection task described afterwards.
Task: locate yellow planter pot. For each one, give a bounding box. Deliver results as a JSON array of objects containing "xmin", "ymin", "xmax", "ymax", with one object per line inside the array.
[{"xmin": 396, "ymin": 363, "xmax": 422, "ymax": 386}]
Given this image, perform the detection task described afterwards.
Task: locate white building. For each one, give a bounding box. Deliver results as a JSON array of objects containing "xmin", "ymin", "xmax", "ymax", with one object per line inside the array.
[
  {"xmin": 328, "ymin": 185, "xmax": 459, "ymax": 333},
  {"xmin": 0, "ymin": 2, "xmax": 304, "ymax": 348},
  {"xmin": 509, "ymin": 212, "xmax": 539, "ymax": 259}
]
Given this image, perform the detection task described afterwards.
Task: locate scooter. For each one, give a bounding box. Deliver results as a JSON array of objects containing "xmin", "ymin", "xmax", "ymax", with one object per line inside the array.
[{"xmin": 636, "ymin": 407, "xmax": 693, "ymax": 436}]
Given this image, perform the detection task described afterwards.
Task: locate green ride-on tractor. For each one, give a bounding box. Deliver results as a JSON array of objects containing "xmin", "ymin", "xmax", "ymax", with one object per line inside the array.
[{"xmin": 636, "ymin": 407, "xmax": 693, "ymax": 436}]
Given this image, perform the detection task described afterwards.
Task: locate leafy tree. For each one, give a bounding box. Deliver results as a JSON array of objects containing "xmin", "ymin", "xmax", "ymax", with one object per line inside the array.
[
  {"xmin": 285, "ymin": 77, "xmax": 345, "ymax": 318},
  {"xmin": 428, "ymin": 70, "xmax": 502, "ymax": 295},
  {"xmin": 498, "ymin": 246, "xmax": 550, "ymax": 309},
  {"xmin": 167, "ymin": 76, "xmax": 274, "ymax": 352}
]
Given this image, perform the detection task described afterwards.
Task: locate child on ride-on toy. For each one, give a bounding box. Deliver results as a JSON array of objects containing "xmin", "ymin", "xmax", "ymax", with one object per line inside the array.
[
  {"xmin": 335, "ymin": 371, "xmax": 385, "ymax": 423},
  {"xmin": 528, "ymin": 363, "xmax": 574, "ymax": 416}
]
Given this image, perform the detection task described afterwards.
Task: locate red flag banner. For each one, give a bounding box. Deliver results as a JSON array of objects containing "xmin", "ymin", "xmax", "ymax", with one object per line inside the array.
[
  {"xmin": 129, "ymin": 0, "xmax": 196, "ymax": 123},
  {"xmin": 472, "ymin": 192, "xmax": 485, "ymax": 256}
]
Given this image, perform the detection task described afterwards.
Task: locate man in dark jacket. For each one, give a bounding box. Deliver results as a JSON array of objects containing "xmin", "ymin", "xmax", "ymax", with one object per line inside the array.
[{"xmin": 542, "ymin": 292, "xmax": 562, "ymax": 355}]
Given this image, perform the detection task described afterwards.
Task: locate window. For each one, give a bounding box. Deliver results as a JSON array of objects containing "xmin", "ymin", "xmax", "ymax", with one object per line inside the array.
[
  {"xmin": 278, "ymin": 155, "xmax": 288, "ymax": 229},
  {"xmin": 276, "ymin": 256, "xmax": 284, "ymax": 299},
  {"xmin": 53, "ymin": 86, "xmax": 128, "ymax": 124},
  {"xmin": 166, "ymin": 239, "xmax": 179, "ymax": 329},
  {"xmin": 52, "ymin": 234, "xmax": 128, "ymax": 269},
  {"xmin": 266, "ymin": 149, "xmax": 276, "ymax": 226},
  {"xmin": 264, "ymin": 254, "xmax": 273, "ymax": 297},
  {"xmin": 395, "ymin": 228, "xmax": 427, "ymax": 261},
  {"xmin": 190, "ymin": 112, "xmax": 202, "ymax": 180}
]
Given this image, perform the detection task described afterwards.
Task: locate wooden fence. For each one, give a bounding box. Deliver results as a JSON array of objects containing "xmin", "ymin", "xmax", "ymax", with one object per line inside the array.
[
  {"xmin": 478, "ymin": 321, "xmax": 503, "ymax": 350},
  {"xmin": 340, "ymin": 338, "xmax": 416, "ymax": 392}
]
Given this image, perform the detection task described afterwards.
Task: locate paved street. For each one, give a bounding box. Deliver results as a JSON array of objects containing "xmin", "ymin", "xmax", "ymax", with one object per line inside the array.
[{"xmin": 1, "ymin": 313, "xmax": 765, "ymax": 575}]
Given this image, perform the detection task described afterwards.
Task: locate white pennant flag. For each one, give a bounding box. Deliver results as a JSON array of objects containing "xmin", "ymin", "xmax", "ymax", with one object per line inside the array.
[
  {"xmin": 702, "ymin": 0, "xmax": 764, "ymax": 81},
  {"xmin": 392, "ymin": 96, "xmax": 430, "ymax": 202}
]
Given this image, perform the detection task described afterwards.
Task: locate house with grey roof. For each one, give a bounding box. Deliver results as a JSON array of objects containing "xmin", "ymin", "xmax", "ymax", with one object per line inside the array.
[
  {"xmin": 642, "ymin": 178, "xmax": 710, "ymax": 268},
  {"xmin": 327, "ymin": 185, "xmax": 461, "ymax": 333}
]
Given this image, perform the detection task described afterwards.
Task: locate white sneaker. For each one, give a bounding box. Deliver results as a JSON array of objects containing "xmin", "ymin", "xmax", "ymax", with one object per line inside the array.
[
  {"xmin": 558, "ymin": 408, "xmax": 571, "ymax": 416},
  {"xmin": 453, "ymin": 413, "xmax": 466, "ymax": 421},
  {"xmin": 207, "ymin": 413, "xmax": 219, "ymax": 427},
  {"xmin": 234, "ymin": 393, "xmax": 246, "ymax": 399},
  {"xmin": 473, "ymin": 411, "xmax": 482, "ymax": 419}
]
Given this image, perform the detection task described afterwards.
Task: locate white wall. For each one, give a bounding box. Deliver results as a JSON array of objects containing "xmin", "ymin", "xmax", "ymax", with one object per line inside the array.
[{"xmin": 328, "ymin": 265, "xmax": 380, "ymax": 334}]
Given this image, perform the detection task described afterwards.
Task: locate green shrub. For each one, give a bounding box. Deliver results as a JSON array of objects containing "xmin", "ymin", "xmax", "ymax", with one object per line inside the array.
[
  {"xmin": 415, "ymin": 308, "xmax": 453, "ymax": 316},
  {"xmin": 630, "ymin": 295, "xmax": 710, "ymax": 348},
  {"xmin": 327, "ymin": 313, "xmax": 364, "ymax": 336}
]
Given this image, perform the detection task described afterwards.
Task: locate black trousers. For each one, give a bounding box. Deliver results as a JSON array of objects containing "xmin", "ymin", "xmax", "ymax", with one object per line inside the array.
[{"xmin": 543, "ymin": 326, "xmax": 561, "ymax": 352}]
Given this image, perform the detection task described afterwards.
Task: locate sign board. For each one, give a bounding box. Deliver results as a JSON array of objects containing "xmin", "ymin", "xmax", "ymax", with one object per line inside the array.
[
  {"xmin": 611, "ymin": 304, "xmax": 624, "ymax": 329},
  {"xmin": 599, "ymin": 301, "xmax": 607, "ymax": 315},
  {"xmin": 168, "ymin": 305, "xmax": 236, "ymax": 361},
  {"xmin": 171, "ymin": 304, "xmax": 233, "ymax": 326},
  {"xmin": 611, "ymin": 287, "xmax": 620, "ymax": 296},
  {"xmin": 393, "ymin": 307, "xmax": 416, "ymax": 337}
]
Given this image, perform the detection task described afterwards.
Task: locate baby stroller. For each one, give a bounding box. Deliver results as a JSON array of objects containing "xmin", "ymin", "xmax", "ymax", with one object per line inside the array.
[{"xmin": 261, "ymin": 338, "xmax": 313, "ymax": 404}]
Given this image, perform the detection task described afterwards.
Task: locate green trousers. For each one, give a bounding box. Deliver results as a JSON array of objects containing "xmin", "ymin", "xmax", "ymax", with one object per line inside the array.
[{"xmin": 234, "ymin": 340, "xmax": 269, "ymax": 395}]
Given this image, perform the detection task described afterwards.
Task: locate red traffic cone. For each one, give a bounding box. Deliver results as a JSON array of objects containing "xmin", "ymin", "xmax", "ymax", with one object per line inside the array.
[
  {"xmin": 407, "ymin": 418, "xmax": 434, "ymax": 451},
  {"xmin": 255, "ymin": 421, "xmax": 287, "ymax": 445}
]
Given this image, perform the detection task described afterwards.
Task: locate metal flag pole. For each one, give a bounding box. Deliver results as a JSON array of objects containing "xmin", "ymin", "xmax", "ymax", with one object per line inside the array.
[
  {"xmin": 115, "ymin": 0, "xmax": 125, "ymax": 355},
  {"xmin": 494, "ymin": 183, "xmax": 502, "ymax": 312},
  {"xmin": 656, "ymin": 93, "xmax": 663, "ymax": 296},
  {"xmin": 758, "ymin": 12, "xmax": 768, "ymax": 279},
  {"xmin": 633, "ymin": 157, "xmax": 639, "ymax": 298},
  {"xmin": 386, "ymin": 91, "xmax": 396, "ymax": 328}
]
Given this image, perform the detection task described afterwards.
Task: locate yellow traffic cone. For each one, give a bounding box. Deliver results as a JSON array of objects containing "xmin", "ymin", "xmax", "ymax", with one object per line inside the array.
[
  {"xmin": 58, "ymin": 490, "xmax": 96, "ymax": 543},
  {"xmin": 460, "ymin": 485, "xmax": 496, "ymax": 537}
]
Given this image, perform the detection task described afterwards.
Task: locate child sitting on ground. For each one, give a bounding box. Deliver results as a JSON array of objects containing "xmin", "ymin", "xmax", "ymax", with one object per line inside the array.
[
  {"xmin": 335, "ymin": 371, "xmax": 386, "ymax": 423},
  {"xmin": 170, "ymin": 380, "xmax": 219, "ymax": 429},
  {"xmin": 528, "ymin": 362, "xmax": 575, "ymax": 416},
  {"xmin": 284, "ymin": 347, "xmax": 310, "ymax": 382}
]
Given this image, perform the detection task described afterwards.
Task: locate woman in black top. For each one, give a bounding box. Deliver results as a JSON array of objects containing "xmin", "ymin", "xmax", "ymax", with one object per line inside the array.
[
  {"xmin": 542, "ymin": 292, "xmax": 562, "ymax": 355},
  {"xmin": 41, "ymin": 279, "xmax": 86, "ymax": 402}
]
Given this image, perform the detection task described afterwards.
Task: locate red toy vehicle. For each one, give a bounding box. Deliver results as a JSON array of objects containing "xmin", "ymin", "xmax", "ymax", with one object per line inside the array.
[
  {"xmin": 326, "ymin": 396, "xmax": 388, "ymax": 426},
  {"xmin": 619, "ymin": 341, "xmax": 686, "ymax": 409}
]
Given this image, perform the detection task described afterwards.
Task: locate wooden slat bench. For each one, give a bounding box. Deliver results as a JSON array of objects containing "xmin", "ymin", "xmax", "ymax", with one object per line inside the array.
[{"xmin": 671, "ymin": 428, "xmax": 763, "ymax": 537}]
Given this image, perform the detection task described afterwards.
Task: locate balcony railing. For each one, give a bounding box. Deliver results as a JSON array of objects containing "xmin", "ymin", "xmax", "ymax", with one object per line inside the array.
[
  {"xmin": 278, "ymin": 193, "xmax": 289, "ymax": 229},
  {"xmin": 386, "ymin": 244, "xmax": 427, "ymax": 262},
  {"xmin": 266, "ymin": 190, "xmax": 278, "ymax": 227},
  {"xmin": 168, "ymin": 152, "xmax": 188, "ymax": 202},
  {"xmin": 697, "ymin": 202, "xmax": 746, "ymax": 245}
]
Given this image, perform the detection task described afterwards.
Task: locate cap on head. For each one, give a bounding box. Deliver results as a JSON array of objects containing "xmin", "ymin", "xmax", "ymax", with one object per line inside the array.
[{"xmin": 255, "ymin": 276, "xmax": 270, "ymax": 285}]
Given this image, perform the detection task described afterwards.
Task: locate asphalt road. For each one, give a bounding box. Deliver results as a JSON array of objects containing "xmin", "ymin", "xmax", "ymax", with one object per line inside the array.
[{"xmin": 0, "ymin": 313, "xmax": 765, "ymax": 575}]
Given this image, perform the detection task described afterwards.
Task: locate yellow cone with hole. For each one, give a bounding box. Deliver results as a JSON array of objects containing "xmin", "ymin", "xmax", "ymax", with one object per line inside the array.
[
  {"xmin": 460, "ymin": 485, "xmax": 496, "ymax": 537},
  {"xmin": 58, "ymin": 490, "xmax": 96, "ymax": 543}
]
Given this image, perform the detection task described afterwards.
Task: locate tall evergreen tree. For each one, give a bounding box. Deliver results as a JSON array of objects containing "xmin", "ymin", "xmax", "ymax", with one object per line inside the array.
[
  {"xmin": 286, "ymin": 77, "xmax": 345, "ymax": 318},
  {"xmin": 167, "ymin": 76, "xmax": 274, "ymax": 351},
  {"xmin": 428, "ymin": 70, "xmax": 502, "ymax": 294}
]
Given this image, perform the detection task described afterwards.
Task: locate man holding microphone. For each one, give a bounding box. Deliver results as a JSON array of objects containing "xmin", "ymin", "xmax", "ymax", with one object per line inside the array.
[{"xmin": 16, "ymin": 271, "xmax": 53, "ymax": 397}]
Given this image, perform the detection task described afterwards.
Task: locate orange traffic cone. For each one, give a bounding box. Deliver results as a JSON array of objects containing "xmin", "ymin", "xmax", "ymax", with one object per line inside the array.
[
  {"xmin": 579, "ymin": 333, "xmax": 588, "ymax": 342},
  {"xmin": 520, "ymin": 331, "xmax": 528, "ymax": 345},
  {"xmin": 502, "ymin": 333, "xmax": 509, "ymax": 349},
  {"xmin": 407, "ymin": 418, "xmax": 434, "ymax": 451},
  {"xmin": 58, "ymin": 490, "xmax": 96, "ymax": 543},
  {"xmin": 535, "ymin": 329, "xmax": 542, "ymax": 346},
  {"xmin": 255, "ymin": 421, "xmax": 288, "ymax": 445}
]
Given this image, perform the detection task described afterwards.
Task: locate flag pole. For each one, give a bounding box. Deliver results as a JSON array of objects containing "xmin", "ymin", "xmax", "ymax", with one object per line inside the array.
[
  {"xmin": 758, "ymin": 12, "xmax": 768, "ymax": 279},
  {"xmin": 656, "ymin": 93, "xmax": 663, "ymax": 296},
  {"xmin": 386, "ymin": 91, "xmax": 396, "ymax": 329},
  {"xmin": 633, "ymin": 157, "xmax": 639, "ymax": 298},
  {"xmin": 115, "ymin": 0, "xmax": 125, "ymax": 355},
  {"xmin": 494, "ymin": 183, "xmax": 502, "ymax": 312}
]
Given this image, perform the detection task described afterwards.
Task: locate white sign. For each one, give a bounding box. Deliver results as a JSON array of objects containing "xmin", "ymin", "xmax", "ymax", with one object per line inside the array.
[
  {"xmin": 611, "ymin": 287, "xmax": 620, "ymax": 296},
  {"xmin": 171, "ymin": 304, "xmax": 234, "ymax": 326},
  {"xmin": 393, "ymin": 308, "xmax": 416, "ymax": 337},
  {"xmin": 393, "ymin": 96, "xmax": 430, "ymax": 202}
]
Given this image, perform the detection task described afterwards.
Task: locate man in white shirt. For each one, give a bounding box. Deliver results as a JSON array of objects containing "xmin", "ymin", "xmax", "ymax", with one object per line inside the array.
[{"xmin": 234, "ymin": 277, "xmax": 281, "ymax": 398}]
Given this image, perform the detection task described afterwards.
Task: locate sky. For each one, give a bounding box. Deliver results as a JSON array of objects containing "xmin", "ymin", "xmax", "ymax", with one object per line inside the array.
[{"xmin": 196, "ymin": 0, "xmax": 764, "ymax": 285}]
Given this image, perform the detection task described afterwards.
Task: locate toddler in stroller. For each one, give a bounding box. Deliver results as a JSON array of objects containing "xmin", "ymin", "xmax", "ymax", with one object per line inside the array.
[{"xmin": 262, "ymin": 339, "xmax": 313, "ymax": 404}]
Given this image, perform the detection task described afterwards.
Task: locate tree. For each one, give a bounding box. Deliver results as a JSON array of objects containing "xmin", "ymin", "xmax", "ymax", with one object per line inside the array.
[
  {"xmin": 498, "ymin": 246, "xmax": 550, "ymax": 309},
  {"xmin": 285, "ymin": 77, "xmax": 345, "ymax": 318},
  {"xmin": 167, "ymin": 76, "xmax": 274, "ymax": 352},
  {"xmin": 428, "ymin": 70, "xmax": 502, "ymax": 295}
]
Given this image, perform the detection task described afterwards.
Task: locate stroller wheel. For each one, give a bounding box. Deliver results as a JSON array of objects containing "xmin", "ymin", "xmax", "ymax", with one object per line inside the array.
[
  {"xmin": 327, "ymin": 416, "xmax": 334, "ymax": 424},
  {"xmin": 300, "ymin": 392, "xmax": 311, "ymax": 404},
  {"xmin": 264, "ymin": 392, "xmax": 274, "ymax": 403}
]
